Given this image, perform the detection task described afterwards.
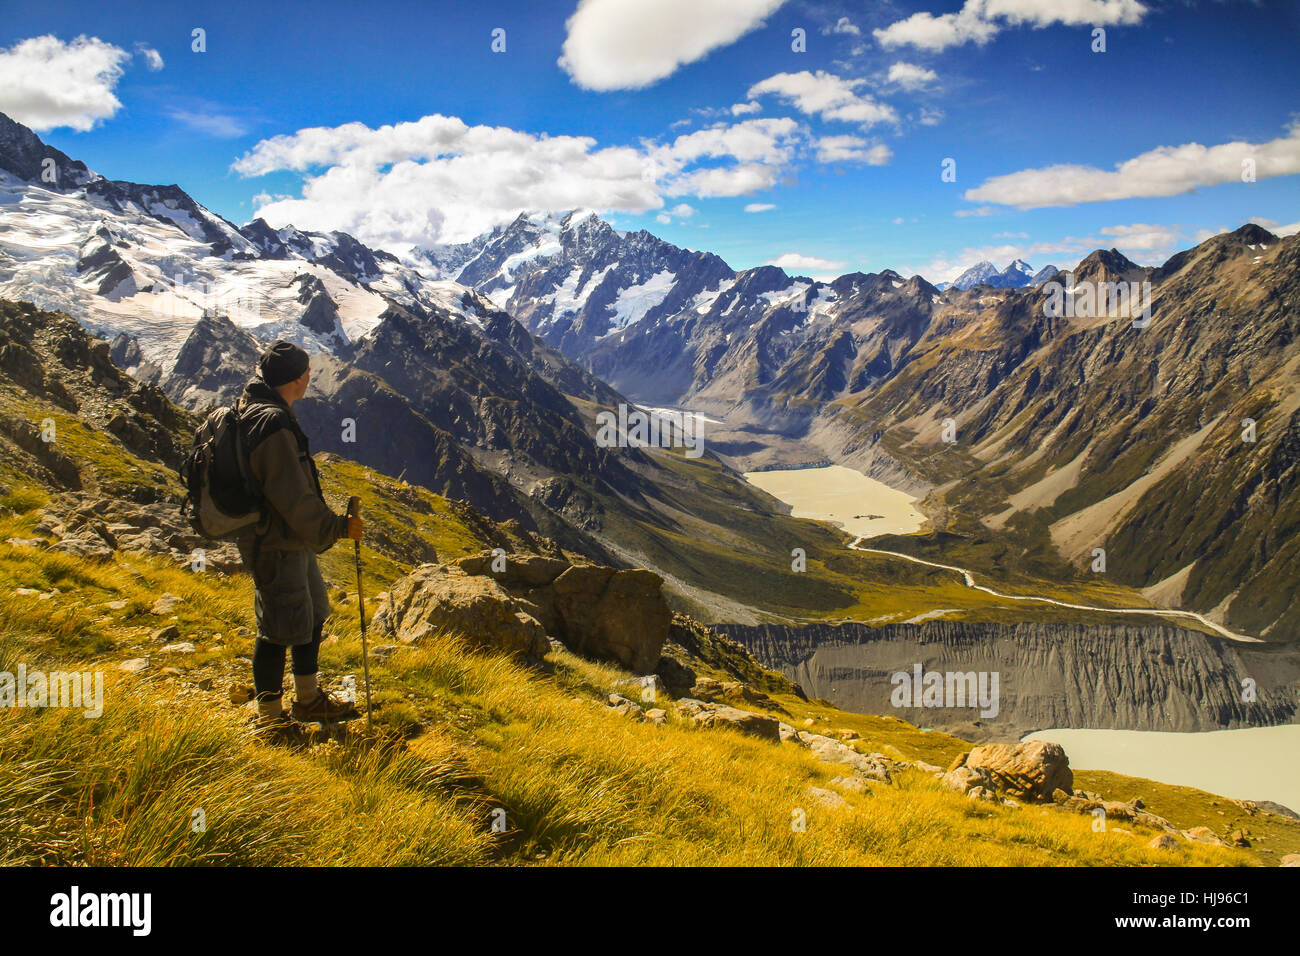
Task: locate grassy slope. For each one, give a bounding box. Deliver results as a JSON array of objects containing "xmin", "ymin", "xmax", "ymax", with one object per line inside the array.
[
  {"xmin": 2, "ymin": 470, "xmax": 1293, "ymax": 866},
  {"xmin": 0, "ymin": 324, "xmax": 1291, "ymax": 866}
]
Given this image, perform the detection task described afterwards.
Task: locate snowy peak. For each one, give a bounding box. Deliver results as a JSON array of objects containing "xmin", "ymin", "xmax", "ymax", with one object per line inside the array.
[
  {"xmin": 238, "ymin": 219, "xmax": 397, "ymax": 283},
  {"xmin": 418, "ymin": 207, "xmax": 734, "ymax": 352},
  {"xmin": 948, "ymin": 258, "xmax": 1045, "ymax": 291},
  {"xmin": 949, "ymin": 260, "xmax": 1000, "ymax": 290}
]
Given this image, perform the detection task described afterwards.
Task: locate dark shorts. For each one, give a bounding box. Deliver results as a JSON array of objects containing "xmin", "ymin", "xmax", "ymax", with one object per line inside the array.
[{"xmin": 239, "ymin": 542, "xmax": 332, "ymax": 647}]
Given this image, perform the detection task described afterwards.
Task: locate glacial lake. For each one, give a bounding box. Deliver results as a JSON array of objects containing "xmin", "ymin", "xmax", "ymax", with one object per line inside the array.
[
  {"xmin": 743, "ymin": 464, "xmax": 926, "ymax": 538},
  {"xmin": 1024, "ymin": 725, "xmax": 1300, "ymax": 814}
]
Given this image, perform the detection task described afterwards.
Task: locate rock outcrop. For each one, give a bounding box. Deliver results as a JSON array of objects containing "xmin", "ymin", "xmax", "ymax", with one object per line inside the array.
[
  {"xmin": 371, "ymin": 552, "xmax": 671, "ymax": 670},
  {"xmin": 30, "ymin": 490, "xmax": 241, "ymax": 569},
  {"xmin": 369, "ymin": 563, "xmax": 550, "ymax": 661},
  {"xmin": 959, "ymin": 740, "xmax": 1072, "ymax": 802}
]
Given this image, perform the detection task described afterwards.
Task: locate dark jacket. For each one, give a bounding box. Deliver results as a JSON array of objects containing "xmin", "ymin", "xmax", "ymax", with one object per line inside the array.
[{"xmin": 235, "ymin": 377, "xmax": 348, "ymax": 553}]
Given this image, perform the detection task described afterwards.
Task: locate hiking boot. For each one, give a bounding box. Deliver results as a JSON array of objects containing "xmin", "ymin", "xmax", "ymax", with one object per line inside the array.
[
  {"xmin": 250, "ymin": 710, "xmax": 302, "ymax": 741},
  {"xmin": 292, "ymin": 690, "xmax": 360, "ymax": 724}
]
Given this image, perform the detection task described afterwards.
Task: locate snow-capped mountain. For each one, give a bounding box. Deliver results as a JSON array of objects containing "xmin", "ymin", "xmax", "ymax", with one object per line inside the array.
[
  {"xmin": 0, "ymin": 112, "xmax": 656, "ymax": 560},
  {"xmin": 939, "ymin": 258, "xmax": 1056, "ymax": 292},
  {"xmin": 415, "ymin": 209, "xmax": 735, "ymax": 356},
  {"xmin": 0, "ymin": 112, "xmax": 512, "ymax": 376}
]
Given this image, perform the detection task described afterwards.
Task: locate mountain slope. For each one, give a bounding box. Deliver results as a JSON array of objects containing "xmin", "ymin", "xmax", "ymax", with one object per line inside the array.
[
  {"xmin": 827, "ymin": 227, "xmax": 1299, "ymax": 639},
  {"xmin": 0, "ymin": 306, "xmax": 1287, "ymax": 867}
]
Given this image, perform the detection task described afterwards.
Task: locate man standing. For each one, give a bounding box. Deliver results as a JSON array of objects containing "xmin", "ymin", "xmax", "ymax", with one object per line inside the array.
[{"xmin": 236, "ymin": 340, "xmax": 364, "ymax": 733}]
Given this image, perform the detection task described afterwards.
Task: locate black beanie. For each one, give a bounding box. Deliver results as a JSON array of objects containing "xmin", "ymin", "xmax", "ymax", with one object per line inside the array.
[{"xmin": 258, "ymin": 340, "xmax": 311, "ymax": 388}]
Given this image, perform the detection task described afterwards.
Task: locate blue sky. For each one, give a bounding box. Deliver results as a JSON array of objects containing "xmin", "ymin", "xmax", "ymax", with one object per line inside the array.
[{"xmin": 2, "ymin": 0, "xmax": 1297, "ymax": 282}]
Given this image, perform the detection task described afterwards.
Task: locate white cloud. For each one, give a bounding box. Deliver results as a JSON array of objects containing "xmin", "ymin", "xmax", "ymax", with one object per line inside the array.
[
  {"xmin": 875, "ymin": 0, "xmax": 1147, "ymax": 52},
  {"xmin": 1097, "ymin": 222, "xmax": 1181, "ymax": 252},
  {"xmin": 0, "ymin": 34, "xmax": 131, "ymax": 131},
  {"xmin": 954, "ymin": 206, "xmax": 996, "ymax": 217},
  {"xmin": 559, "ymin": 0, "xmax": 786, "ymax": 90},
  {"xmin": 866, "ymin": 144, "xmax": 892, "ymax": 165},
  {"xmin": 747, "ymin": 70, "xmax": 897, "ymax": 127},
  {"xmin": 730, "ymin": 100, "xmax": 762, "ymax": 115},
  {"xmin": 886, "ymin": 62, "xmax": 937, "ymax": 90},
  {"xmin": 745, "ymin": 203, "xmax": 775, "ymax": 212},
  {"xmin": 656, "ymin": 116, "xmax": 802, "ymax": 166},
  {"xmin": 135, "ymin": 43, "xmax": 164, "ymax": 71},
  {"xmin": 825, "ymin": 17, "xmax": 860, "ymax": 36},
  {"xmin": 169, "ymin": 109, "xmax": 248, "ymax": 138},
  {"xmin": 964, "ymin": 124, "xmax": 1300, "ymax": 208},
  {"xmin": 767, "ymin": 252, "xmax": 848, "ymax": 277},
  {"xmin": 918, "ymin": 107, "xmax": 944, "ymax": 126},
  {"xmin": 236, "ymin": 114, "xmax": 807, "ymax": 249}
]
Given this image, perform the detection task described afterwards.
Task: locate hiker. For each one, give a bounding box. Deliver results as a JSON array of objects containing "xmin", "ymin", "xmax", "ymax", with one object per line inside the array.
[{"xmin": 235, "ymin": 340, "xmax": 364, "ymax": 732}]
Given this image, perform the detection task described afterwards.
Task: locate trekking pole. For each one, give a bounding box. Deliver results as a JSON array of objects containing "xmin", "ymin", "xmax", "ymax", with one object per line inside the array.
[{"xmin": 347, "ymin": 496, "xmax": 373, "ymax": 732}]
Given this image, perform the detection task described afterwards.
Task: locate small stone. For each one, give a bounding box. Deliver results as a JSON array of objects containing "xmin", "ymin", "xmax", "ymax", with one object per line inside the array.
[
  {"xmin": 1230, "ymin": 829, "xmax": 1250, "ymax": 847},
  {"xmin": 103, "ymin": 600, "xmax": 129, "ymax": 611},
  {"xmin": 161, "ymin": 642, "xmax": 196, "ymax": 654},
  {"xmin": 1148, "ymin": 834, "xmax": 1181, "ymax": 852},
  {"xmin": 14, "ymin": 587, "xmax": 39, "ymax": 596},
  {"xmin": 606, "ymin": 693, "xmax": 644, "ymax": 720},
  {"xmin": 829, "ymin": 775, "xmax": 869, "ymax": 794},
  {"xmin": 151, "ymin": 593, "xmax": 183, "ymax": 615},
  {"xmin": 1181, "ymin": 826, "xmax": 1227, "ymax": 846},
  {"xmin": 233, "ymin": 626, "xmax": 250, "ymax": 638},
  {"xmin": 196, "ymin": 677, "xmax": 215, "ymax": 691},
  {"xmin": 228, "ymin": 684, "xmax": 254, "ymax": 705},
  {"xmin": 808, "ymin": 786, "xmax": 849, "ymax": 809},
  {"xmin": 369, "ymin": 644, "xmax": 398, "ymax": 662},
  {"xmin": 151, "ymin": 625, "xmax": 180, "ymax": 643},
  {"xmin": 119, "ymin": 658, "xmax": 148, "ymax": 673},
  {"xmin": 160, "ymin": 667, "xmax": 182, "ymax": 677},
  {"xmin": 1280, "ymin": 854, "xmax": 1300, "ymax": 867},
  {"xmin": 645, "ymin": 708, "xmax": 667, "ymax": 725}
]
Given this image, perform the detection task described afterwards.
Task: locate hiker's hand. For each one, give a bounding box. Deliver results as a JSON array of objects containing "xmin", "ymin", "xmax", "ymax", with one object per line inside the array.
[{"xmin": 347, "ymin": 513, "xmax": 364, "ymax": 541}]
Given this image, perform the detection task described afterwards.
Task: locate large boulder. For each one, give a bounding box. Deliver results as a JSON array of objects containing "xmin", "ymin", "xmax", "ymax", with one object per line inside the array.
[
  {"xmin": 551, "ymin": 565, "xmax": 669, "ymax": 673},
  {"xmin": 962, "ymin": 740, "xmax": 1073, "ymax": 803},
  {"xmin": 455, "ymin": 552, "xmax": 670, "ymax": 673},
  {"xmin": 372, "ymin": 564, "xmax": 548, "ymax": 660}
]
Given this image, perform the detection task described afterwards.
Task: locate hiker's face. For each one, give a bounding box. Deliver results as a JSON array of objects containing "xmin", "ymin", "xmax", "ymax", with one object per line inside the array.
[{"xmin": 294, "ymin": 365, "xmax": 310, "ymax": 399}]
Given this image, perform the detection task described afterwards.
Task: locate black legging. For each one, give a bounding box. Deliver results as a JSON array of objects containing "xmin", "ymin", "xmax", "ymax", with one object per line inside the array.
[{"xmin": 253, "ymin": 622, "xmax": 323, "ymax": 701}]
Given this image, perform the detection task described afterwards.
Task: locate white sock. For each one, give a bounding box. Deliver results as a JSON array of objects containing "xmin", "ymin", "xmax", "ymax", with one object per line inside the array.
[
  {"xmin": 257, "ymin": 695, "xmax": 283, "ymax": 718},
  {"xmin": 294, "ymin": 673, "xmax": 319, "ymax": 703}
]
